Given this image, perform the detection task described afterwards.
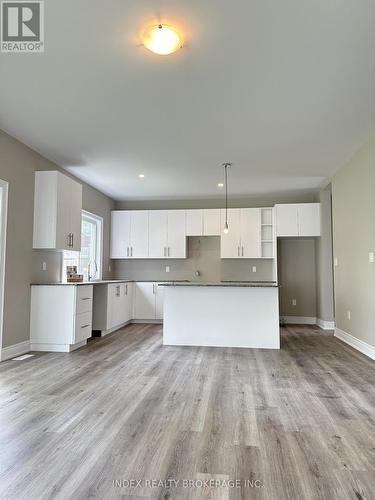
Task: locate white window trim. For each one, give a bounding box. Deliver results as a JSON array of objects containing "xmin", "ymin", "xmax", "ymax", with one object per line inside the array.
[{"xmin": 61, "ymin": 210, "xmax": 103, "ymax": 281}]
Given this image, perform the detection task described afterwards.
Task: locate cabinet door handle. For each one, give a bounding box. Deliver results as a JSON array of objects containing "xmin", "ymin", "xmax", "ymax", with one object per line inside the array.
[
  {"xmin": 237, "ymin": 246, "xmax": 240, "ymax": 257},
  {"xmin": 81, "ymin": 324, "xmax": 90, "ymax": 329},
  {"xmin": 81, "ymin": 297, "xmax": 91, "ymax": 301},
  {"xmin": 131, "ymin": 247, "xmax": 133, "ymax": 257},
  {"xmin": 67, "ymin": 233, "xmax": 71, "ymax": 248},
  {"xmin": 71, "ymin": 233, "xmax": 74, "ymax": 248},
  {"xmin": 125, "ymin": 284, "xmax": 128, "ymax": 295},
  {"xmin": 163, "ymin": 247, "xmax": 166, "ymax": 257},
  {"xmin": 152, "ymin": 283, "xmax": 155, "ymax": 294},
  {"xmin": 242, "ymin": 247, "xmax": 244, "ymax": 256},
  {"xmin": 126, "ymin": 247, "xmax": 129, "ymax": 257},
  {"xmin": 168, "ymin": 247, "xmax": 170, "ymax": 257}
]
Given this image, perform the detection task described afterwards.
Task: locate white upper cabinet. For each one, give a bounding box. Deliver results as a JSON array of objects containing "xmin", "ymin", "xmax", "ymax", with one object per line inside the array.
[
  {"xmin": 275, "ymin": 203, "xmax": 320, "ymax": 237},
  {"xmin": 148, "ymin": 210, "xmax": 186, "ymax": 258},
  {"xmin": 110, "ymin": 211, "xmax": 131, "ymax": 258},
  {"xmin": 220, "ymin": 208, "xmax": 262, "ymax": 258},
  {"xmin": 33, "ymin": 170, "xmax": 82, "ymax": 251},
  {"xmin": 186, "ymin": 209, "xmax": 221, "ymax": 236},
  {"xmin": 220, "ymin": 209, "xmax": 241, "ymax": 258},
  {"xmin": 297, "ymin": 203, "xmax": 321, "ymax": 237},
  {"xmin": 130, "ymin": 211, "xmax": 149, "ymax": 258},
  {"xmin": 166, "ymin": 210, "xmax": 186, "ymax": 258},
  {"xmin": 110, "ymin": 211, "xmax": 149, "ymax": 258},
  {"xmin": 149, "ymin": 210, "xmax": 168, "ymax": 257},
  {"xmin": 203, "ymin": 209, "xmax": 221, "ymax": 235},
  {"xmin": 186, "ymin": 209, "xmax": 203, "ymax": 236},
  {"xmin": 240, "ymin": 208, "xmax": 262, "ymax": 258}
]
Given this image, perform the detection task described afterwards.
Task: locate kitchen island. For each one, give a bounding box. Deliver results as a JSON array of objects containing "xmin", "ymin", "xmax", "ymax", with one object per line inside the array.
[{"xmin": 160, "ymin": 282, "xmax": 280, "ymax": 349}]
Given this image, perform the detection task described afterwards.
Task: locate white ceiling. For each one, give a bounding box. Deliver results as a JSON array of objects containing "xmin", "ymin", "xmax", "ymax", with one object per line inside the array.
[{"xmin": 1, "ymin": 0, "xmax": 375, "ymax": 200}]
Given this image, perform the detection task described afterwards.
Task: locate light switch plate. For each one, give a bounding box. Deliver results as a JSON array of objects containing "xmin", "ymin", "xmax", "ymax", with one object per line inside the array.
[
  {"xmin": 252, "ymin": 266, "xmax": 257, "ymax": 273},
  {"xmin": 292, "ymin": 299, "xmax": 297, "ymax": 306},
  {"xmin": 369, "ymin": 252, "xmax": 374, "ymax": 263},
  {"xmin": 165, "ymin": 266, "xmax": 170, "ymax": 273},
  {"xmin": 42, "ymin": 262, "xmax": 47, "ymax": 271},
  {"xmin": 334, "ymin": 258, "xmax": 338, "ymax": 267}
]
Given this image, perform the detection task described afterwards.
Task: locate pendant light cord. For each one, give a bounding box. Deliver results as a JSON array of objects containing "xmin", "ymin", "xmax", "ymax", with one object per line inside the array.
[{"xmin": 225, "ymin": 164, "xmax": 228, "ymax": 226}]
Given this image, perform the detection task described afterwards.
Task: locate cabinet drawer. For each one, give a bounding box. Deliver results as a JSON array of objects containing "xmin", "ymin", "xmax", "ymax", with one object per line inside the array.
[
  {"xmin": 76, "ymin": 286, "xmax": 93, "ymax": 314},
  {"xmin": 74, "ymin": 311, "xmax": 92, "ymax": 343}
]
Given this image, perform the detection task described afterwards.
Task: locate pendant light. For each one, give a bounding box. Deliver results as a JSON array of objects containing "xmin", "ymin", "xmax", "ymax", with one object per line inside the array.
[{"xmin": 222, "ymin": 162, "xmax": 232, "ymax": 234}]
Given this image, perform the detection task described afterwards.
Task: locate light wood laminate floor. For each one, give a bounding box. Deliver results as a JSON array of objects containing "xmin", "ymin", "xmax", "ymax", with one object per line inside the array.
[{"xmin": 0, "ymin": 324, "xmax": 374, "ymax": 500}]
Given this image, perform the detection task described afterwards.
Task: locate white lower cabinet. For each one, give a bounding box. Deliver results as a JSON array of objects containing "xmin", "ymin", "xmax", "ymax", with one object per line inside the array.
[
  {"xmin": 134, "ymin": 282, "xmax": 165, "ymax": 321},
  {"xmin": 93, "ymin": 282, "xmax": 133, "ymax": 335},
  {"xmin": 30, "ymin": 285, "xmax": 93, "ymax": 352}
]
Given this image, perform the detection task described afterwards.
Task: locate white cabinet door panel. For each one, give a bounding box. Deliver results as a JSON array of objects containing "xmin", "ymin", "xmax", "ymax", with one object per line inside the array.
[
  {"xmin": 149, "ymin": 211, "xmax": 168, "ymax": 258},
  {"xmin": 276, "ymin": 204, "xmax": 299, "ymax": 237},
  {"xmin": 298, "ymin": 203, "xmax": 321, "ymax": 237},
  {"xmin": 111, "ymin": 211, "xmax": 131, "ymax": 258},
  {"xmin": 203, "ymin": 209, "xmax": 221, "ymax": 236},
  {"xmin": 167, "ymin": 210, "xmax": 186, "ymax": 258},
  {"xmin": 240, "ymin": 208, "xmax": 262, "ymax": 258},
  {"xmin": 130, "ymin": 211, "xmax": 149, "ymax": 258},
  {"xmin": 220, "ymin": 209, "xmax": 241, "ymax": 258},
  {"xmin": 186, "ymin": 210, "xmax": 203, "ymax": 236},
  {"xmin": 155, "ymin": 283, "xmax": 164, "ymax": 320},
  {"xmin": 69, "ymin": 179, "xmax": 83, "ymax": 251},
  {"xmin": 134, "ymin": 282, "xmax": 156, "ymax": 319}
]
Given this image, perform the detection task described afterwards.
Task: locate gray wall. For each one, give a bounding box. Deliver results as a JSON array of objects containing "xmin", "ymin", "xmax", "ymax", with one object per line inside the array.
[
  {"xmin": 315, "ymin": 185, "xmax": 335, "ymax": 323},
  {"xmin": 0, "ymin": 130, "xmax": 115, "ymax": 348},
  {"xmin": 332, "ymin": 135, "xmax": 375, "ymax": 348},
  {"xmin": 115, "ymin": 236, "xmax": 275, "ymax": 282},
  {"xmin": 278, "ymin": 239, "xmax": 317, "ymax": 318}
]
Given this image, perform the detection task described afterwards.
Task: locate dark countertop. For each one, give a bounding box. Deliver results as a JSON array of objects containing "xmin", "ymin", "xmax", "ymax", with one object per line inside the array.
[
  {"xmin": 31, "ymin": 280, "xmax": 191, "ymax": 286},
  {"xmin": 159, "ymin": 281, "xmax": 278, "ymax": 288}
]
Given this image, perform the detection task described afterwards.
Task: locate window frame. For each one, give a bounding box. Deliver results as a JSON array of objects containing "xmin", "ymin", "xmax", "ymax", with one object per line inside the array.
[{"xmin": 61, "ymin": 210, "xmax": 103, "ymax": 281}]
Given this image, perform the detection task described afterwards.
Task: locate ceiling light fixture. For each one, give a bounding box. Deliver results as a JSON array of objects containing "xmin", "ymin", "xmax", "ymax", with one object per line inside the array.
[
  {"xmin": 138, "ymin": 174, "xmax": 145, "ymax": 178},
  {"xmin": 222, "ymin": 163, "xmax": 232, "ymax": 234},
  {"xmin": 143, "ymin": 24, "xmax": 182, "ymax": 55}
]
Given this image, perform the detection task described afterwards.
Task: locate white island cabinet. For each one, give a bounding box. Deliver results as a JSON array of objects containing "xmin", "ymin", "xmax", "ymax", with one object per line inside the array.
[
  {"xmin": 30, "ymin": 285, "xmax": 93, "ymax": 352},
  {"xmin": 162, "ymin": 283, "xmax": 280, "ymax": 349}
]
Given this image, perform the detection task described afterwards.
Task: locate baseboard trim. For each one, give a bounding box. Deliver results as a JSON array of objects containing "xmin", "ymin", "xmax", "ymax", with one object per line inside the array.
[
  {"xmin": 282, "ymin": 316, "xmax": 317, "ymax": 325},
  {"xmin": 29, "ymin": 340, "xmax": 87, "ymax": 352},
  {"xmin": 1, "ymin": 340, "xmax": 30, "ymax": 361},
  {"xmin": 131, "ymin": 319, "xmax": 163, "ymax": 324},
  {"xmin": 334, "ymin": 328, "xmax": 375, "ymax": 360},
  {"xmin": 317, "ymin": 318, "xmax": 335, "ymax": 330}
]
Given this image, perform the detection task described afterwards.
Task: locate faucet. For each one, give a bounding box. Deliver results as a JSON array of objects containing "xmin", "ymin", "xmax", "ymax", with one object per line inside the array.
[{"xmin": 87, "ymin": 260, "xmax": 98, "ymax": 281}]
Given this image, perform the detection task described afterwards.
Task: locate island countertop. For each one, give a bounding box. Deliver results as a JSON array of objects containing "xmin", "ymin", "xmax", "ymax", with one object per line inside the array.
[{"xmin": 159, "ymin": 281, "xmax": 278, "ymax": 287}]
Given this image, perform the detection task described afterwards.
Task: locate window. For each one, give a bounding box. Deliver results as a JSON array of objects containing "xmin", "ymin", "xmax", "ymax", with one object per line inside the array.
[{"xmin": 62, "ymin": 211, "xmax": 103, "ymax": 281}]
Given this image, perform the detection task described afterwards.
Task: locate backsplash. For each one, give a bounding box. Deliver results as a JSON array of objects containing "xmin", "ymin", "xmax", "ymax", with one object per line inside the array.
[{"xmin": 114, "ymin": 236, "xmax": 275, "ymax": 282}]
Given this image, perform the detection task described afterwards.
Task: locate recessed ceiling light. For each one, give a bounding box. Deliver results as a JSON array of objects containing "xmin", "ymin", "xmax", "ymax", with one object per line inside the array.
[
  {"xmin": 218, "ymin": 183, "xmax": 224, "ymax": 188},
  {"xmin": 143, "ymin": 24, "xmax": 182, "ymax": 55},
  {"xmin": 138, "ymin": 174, "xmax": 145, "ymax": 178}
]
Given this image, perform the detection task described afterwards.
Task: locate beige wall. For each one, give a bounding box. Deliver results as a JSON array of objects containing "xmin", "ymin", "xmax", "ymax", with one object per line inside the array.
[
  {"xmin": 0, "ymin": 130, "xmax": 115, "ymax": 348},
  {"xmin": 277, "ymin": 239, "xmax": 317, "ymax": 318},
  {"xmin": 332, "ymin": 135, "xmax": 375, "ymax": 348},
  {"xmin": 315, "ymin": 185, "xmax": 335, "ymax": 322}
]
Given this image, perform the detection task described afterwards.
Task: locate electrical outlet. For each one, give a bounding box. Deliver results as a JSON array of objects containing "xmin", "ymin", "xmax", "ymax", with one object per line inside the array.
[
  {"xmin": 165, "ymin": 266, "xmax": 170, "ymax": 273},
  {"xmin": 252, "ymin": 266, "xmax": 257, "ymax": 273},
  {"xmin": 42, "ymin": 262, "xmax": 47, "ymax": 271},
  {"xmin": 292, "ymin": 299, "xmax": 297, "ymax": 306},
  {"xmin": 369, "ymin": 252, "xmax": 374, "ymax": 263},
  {"xmin": 347, "ymin": 310, "xmax": 351, "ymax": 321},
  {"xmin": 334, "ymin": 257, "xmax": 338, "ymax": 267}
]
